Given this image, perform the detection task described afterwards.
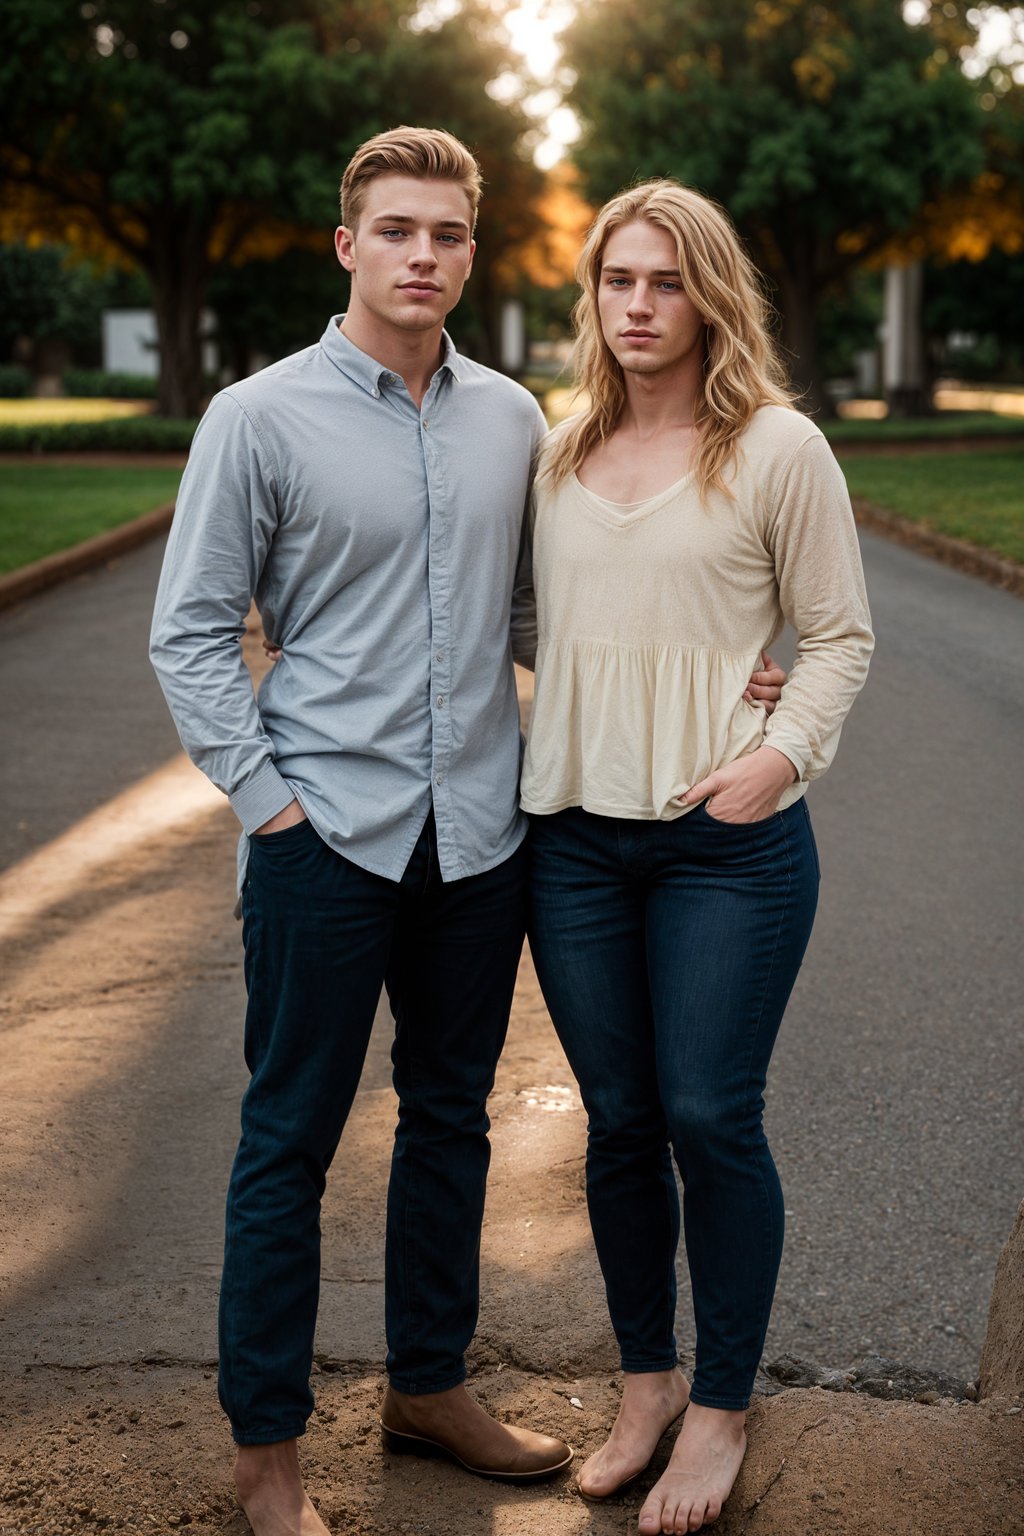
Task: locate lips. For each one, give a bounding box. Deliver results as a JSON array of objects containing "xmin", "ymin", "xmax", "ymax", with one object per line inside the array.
[
  {"xmin": 622, "ymin": 330, "xmax": 657, "ymax": 339},
  {"xmin": 400, "ymin": 282, "xmax": 441, "ymax": 295}
]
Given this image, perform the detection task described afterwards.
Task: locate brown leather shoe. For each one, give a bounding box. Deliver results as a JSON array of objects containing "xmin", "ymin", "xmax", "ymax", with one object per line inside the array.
[{"xmin": 380, "ymin": 1384, "xmax": 573, "ymax": 1484}]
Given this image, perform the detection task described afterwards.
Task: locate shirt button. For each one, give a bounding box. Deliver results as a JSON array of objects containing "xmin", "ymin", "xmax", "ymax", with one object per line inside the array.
[
  {"xmin": 436, "ymin": 695, "xmax": 445, "ymax": 708},
  {"xmin": 435, "ymin": 650, "xmax": 444, "ymax": 662},
  {"xmin": 422, "ymin": 419, "xmax": 430, "ymax": 429},
  {"xmin": 435, "ymin": 774, "xmax": 444, "ymax": 786}
]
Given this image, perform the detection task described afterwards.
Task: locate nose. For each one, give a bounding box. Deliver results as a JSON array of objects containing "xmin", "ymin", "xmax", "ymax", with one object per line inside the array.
[
  {"xmin": 408, "ymin": 232, "xmax": 437, "ymax": 269},
  {"xmin": 626, "ymin": 282, "xmax": 653, "ymax": 317}
]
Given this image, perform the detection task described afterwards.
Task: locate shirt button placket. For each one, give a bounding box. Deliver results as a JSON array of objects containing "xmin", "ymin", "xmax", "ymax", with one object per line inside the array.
[{"xmin": 425, "ymin": 401, "xmax": 454, "ymax": 873}]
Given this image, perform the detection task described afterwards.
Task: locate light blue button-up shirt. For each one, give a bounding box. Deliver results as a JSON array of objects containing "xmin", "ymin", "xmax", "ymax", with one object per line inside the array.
[{"xmin": 151, "ymin": 316, "xmax": 546, "ymax": 884}]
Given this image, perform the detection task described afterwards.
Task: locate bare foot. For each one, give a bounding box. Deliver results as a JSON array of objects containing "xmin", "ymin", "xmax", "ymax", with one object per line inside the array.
[
  {"xmin": 234, "ymin": 1439, "xmax": 331, "ymax": 1536},
  {"xmin": 637, "ymin": 1403, "xmax": 746, "ymax": 1533},
  {"xmin": 577, "ymin": 1366, "xmax": 691, "ymax": 1499},
  {"xmin": 382, "ymin": 1383, "xmax": 572, "ymax": 1481}
]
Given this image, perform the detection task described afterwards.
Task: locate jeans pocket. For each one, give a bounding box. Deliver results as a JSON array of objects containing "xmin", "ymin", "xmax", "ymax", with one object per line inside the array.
[
  {"xmin": 251, "ymin": 816, "xmax": 315, "ymax": 846},
  {"xmin": 696, "ymin": 800, "xmax": 779, "ymax": 831}
]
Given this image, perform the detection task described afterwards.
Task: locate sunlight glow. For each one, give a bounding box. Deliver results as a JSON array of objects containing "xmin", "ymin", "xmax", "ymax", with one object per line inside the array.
[
  {"xmin": 499, "ymin": 0, "xmax": 581, "ymax": 166},
  {"xmin": 0, "ymin": 756, "xmax": 223, "ymax": 946}
]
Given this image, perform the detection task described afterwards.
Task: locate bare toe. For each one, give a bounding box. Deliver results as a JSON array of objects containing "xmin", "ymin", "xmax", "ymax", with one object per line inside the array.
[{"xmin": 638, "ymin": 1493, "xmax": 664, "ymax": 1533}]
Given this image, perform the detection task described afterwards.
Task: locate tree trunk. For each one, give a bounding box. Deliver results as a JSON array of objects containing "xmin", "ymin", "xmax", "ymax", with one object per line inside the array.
[
  {"xmin": 776, "ymin": 267, "xmax": 832, "ymax": 420},
  {"xmin": 147, "ymin": 217, "xmax": 210, "ymax": 418}
]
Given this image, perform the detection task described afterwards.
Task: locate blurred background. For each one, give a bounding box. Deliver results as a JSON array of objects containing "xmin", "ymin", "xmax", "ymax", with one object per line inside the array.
[{"xmin": 0, "ymin": 0, "xmax": 1021, "ymax": 419}]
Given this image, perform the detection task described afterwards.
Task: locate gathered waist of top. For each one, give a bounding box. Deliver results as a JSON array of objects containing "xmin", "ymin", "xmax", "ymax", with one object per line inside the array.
[{"xmin": 520, "ymin": 633, "xmax": 799, "ymax": 822}]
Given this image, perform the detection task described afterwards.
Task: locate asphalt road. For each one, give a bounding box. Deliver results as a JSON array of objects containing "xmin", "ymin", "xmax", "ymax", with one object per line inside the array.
[{"xmin": 0, "ymin": 529, "xmax": 1021, "ymax": 1393}]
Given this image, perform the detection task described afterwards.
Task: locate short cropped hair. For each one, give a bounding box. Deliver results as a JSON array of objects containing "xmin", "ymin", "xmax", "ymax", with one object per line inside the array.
[{"xmin": 340, "ymin": 126, "xmax": 483, "ymax": 232}]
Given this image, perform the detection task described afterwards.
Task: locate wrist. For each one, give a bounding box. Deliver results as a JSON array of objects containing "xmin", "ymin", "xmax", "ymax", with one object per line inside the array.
[{"xmin": 758, "ymin": 744, "xmax": 799, "ymax": 787}]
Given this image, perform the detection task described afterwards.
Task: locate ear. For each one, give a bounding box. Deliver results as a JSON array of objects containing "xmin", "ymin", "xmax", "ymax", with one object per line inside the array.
[
  {"xmin": 335, "ymin": 225, "xmax": 356, "ymax": 274},
  {"xmin": 464, "ymin": 236, "xmax": 476, "ymax": 281}
]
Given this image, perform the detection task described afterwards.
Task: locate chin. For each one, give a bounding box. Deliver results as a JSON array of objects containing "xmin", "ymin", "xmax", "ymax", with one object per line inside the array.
[
  {"xmin": 620, "ymin": 354, "xmax": 665, "ymax": 375},
  {"xmin": 392, "ymin": 306, "xmax": 446, "ymax": 330}
]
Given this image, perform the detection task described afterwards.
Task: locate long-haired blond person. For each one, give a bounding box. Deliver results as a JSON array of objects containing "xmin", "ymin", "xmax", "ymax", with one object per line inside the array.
[{"xmin": 518, "ymin": 182, "xmax": 873, "ymax": 1532}]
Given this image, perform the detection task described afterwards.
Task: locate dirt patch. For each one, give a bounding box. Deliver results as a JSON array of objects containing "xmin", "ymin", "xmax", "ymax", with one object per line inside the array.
[{"xmin": 2, "ymin": 1365, "xmax": 1022, "ymax": 1535}]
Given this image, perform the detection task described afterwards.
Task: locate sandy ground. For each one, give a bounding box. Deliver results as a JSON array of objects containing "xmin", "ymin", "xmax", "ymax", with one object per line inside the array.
[
  {"xmin": 2, "ymin": 793, "xmax": 1021, "ymax": 1534},
  {"xmin": 2, "ymin": 636, "xmax": 1022, "ymax": 1534}
]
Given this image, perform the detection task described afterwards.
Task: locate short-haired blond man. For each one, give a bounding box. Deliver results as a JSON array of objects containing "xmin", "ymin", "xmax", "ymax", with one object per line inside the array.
[{"xmin": 151, "ymin": 126, "xmax": 573, "ymax": 1534}]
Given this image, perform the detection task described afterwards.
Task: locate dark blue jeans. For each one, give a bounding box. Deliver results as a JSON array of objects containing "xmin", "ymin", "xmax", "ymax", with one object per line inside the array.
[
  {"xmin": 219, "ymin": 814, "xmax": 527, "ymax": 1445},
  {"xmin": 527, "ymin": 800, "xmax": 819, "ymax": 1411}
]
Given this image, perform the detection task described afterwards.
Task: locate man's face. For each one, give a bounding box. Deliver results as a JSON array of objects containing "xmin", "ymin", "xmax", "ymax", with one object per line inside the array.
[
  {"xmin": 336, "ymin": 173, "xmax": 476, "ymax": 336},
  {"xmin": 597, "ymin": 219, "xmax": 706, "ymax": 379}
]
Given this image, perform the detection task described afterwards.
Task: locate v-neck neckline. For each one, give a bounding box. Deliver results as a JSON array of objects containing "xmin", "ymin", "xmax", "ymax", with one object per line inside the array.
[{"xmin": 572, "ymin": 468, "xmax": 697, "ymax": 529}]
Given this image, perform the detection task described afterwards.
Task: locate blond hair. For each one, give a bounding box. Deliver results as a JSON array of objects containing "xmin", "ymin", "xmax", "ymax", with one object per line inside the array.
[
  {"xmin": 545, "ymin": 180, "xmax": 795, "ymax": 499},
  {"xmin": 340, "ymin": 126, "xmax": 483, "ymax": 232}
]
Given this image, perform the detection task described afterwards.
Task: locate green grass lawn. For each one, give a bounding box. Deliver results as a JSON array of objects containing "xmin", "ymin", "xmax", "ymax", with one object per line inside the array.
[
  {"xmin": 0, "ymin": 465, "xmax": 181, "ymax": 575},
  {"xmin": 840, "ymin": 447, "xmax": 1024, "ymax": 565},
  {"xmin": 824, "ymin": 411, "xmax": 1024, "ymax": 443}
]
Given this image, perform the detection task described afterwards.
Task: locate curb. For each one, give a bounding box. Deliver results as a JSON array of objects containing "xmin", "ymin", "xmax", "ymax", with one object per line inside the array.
[
  {"xmin": 1, "ymin": 492, "xmax": 1019, "ymax": 612},
  {"xmin": 0, "ymin": 500, "xmax": 175, "ymax": 613},
  {"xmin": 852, "ymin": 498, "xmax": 1023, "ymax": 597}
]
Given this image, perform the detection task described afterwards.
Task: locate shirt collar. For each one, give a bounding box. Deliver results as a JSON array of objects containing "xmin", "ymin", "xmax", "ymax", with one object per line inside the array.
[{"xmin": 320, "ymin": 314, "xmax": 461, "ymax": 397}]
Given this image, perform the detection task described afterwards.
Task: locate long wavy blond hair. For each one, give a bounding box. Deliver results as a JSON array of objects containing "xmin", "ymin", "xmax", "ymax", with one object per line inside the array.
[{"xmin": 543, "ymin": 180, "xmax": 796, "ymax": 499}]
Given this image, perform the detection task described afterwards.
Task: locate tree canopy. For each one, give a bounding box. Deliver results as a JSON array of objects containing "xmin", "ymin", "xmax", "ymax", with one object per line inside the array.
[
  {"xmin": 0, "ymin": 0, "xmax": 544, "ymax": 413},
  {"xmin": 561, "ymin": 0, "xmax": 988, "ymax": 410}
]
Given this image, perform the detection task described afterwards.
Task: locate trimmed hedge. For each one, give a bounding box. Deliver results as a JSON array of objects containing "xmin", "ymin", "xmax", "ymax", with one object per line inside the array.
[
  {"xmin": 0, "ymin": 416, "xmax": 198, "ymax": 453},
  {"xmin": 0, "ymin": 365, "xmax": 32, "ymax": 398},
  {"xmin": 824, "ymin": 411, "xmax": 1024, "ymax": 443},
  {"xmin": 63, "ymin": 367, "xmax": 159, "ymax": 399}
]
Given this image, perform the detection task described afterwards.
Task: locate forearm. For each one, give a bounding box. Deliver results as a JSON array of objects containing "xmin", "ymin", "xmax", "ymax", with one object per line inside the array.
[
  {"xmin": 150, "ymin": 596, "xmax": 294, "ymax": 831},
  {"xmin": 766, "ymin": 435, "xmax": 875, "ymax": 780},
  {"xmin": 762, "ymin": 619, "xmax": 874, "ymax": 781},
  {"xmin": 149, "ymin": 391, "xmax": 292, "ymax": 832}
]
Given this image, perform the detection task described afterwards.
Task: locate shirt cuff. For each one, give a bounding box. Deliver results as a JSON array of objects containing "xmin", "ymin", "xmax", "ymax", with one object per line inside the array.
[
  {"xmin": 762, "ymin": 723, "xmax": 811, "ymax": 783},
  {"xmin": 229, "ymin": 760, "xmax": 296, "ymax": 834}
]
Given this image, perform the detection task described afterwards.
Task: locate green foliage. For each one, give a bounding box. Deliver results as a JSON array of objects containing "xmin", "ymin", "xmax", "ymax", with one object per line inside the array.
[
  {"xmin": 0, "ymin": 464, "xmax": 181, "ymax": 574},
  {"xmin": 924, "ymin": 249, "xmax": 1024, "ymax": 382},
  {"xmin": 0, "ymin": 0, "xmax": 542, "ymax": 409},
  {"xmin": 817, "ymin": 270, "xmax": 883, "ymax": 380},
  {"xmin": 0, "ymin": 416, "xmax": 197, "ymax": 453},
  {"xmin": 0, "ymin": 365, "xmax": 31, "ymax": 397},
  {"xmin": 64, "ymin": 368, "xmax": 159, "ymax": 399},
  {"xmin": 0, "ymin": 243, "xmax": 147, "ymax": 363},
  {"xmin": 206, "ymin": 249, "xmax": 341, "ymax": 379},
  {"xmin": 562, "ymin": 0, "xmax": 985, "ymax": 407}
]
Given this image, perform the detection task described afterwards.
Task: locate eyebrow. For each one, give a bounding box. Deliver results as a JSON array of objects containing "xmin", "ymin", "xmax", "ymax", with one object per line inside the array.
[
  {"xmin": 371, "ymin": 214, "xmax": 470, "ymax": 231},
  {"xmin": 602, "ymin": 264, "xmax": 681, "ymax": 276}
]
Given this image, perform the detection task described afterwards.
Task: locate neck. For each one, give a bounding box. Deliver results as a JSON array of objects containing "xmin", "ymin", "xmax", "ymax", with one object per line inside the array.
[
  {"xmin": 618, "ymin": 353, "xmax": 703, "ymax": 439},
  {"xmin": 340, "ymin": 301, "xmax": 446, "ymax": 408}
]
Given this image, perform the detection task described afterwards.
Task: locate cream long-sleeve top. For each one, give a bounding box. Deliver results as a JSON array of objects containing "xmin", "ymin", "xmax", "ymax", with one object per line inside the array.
[{"xmin": 516, "ymin": 405, "xmax": 874, "ymax": 821}]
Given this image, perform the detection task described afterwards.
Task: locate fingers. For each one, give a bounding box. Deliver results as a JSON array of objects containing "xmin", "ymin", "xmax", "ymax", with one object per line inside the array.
[{"xmin": 679, "ymin": 773, "xmax": 717, "ymax": 805}]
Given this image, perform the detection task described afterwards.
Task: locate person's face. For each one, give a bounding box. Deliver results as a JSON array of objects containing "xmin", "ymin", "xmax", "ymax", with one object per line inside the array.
[
  {"xmin": 335, "ymin": 173, "xmax": 476, "ymax": 336},
  {"xmin": 596, "ymin": 219, "xmax": 706, "ymax": 378}
]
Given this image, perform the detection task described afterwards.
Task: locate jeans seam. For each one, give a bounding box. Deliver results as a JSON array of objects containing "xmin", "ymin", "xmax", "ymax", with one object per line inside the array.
[{"xmin": 741, "ymin": 812, "xmax": 794, "ymax": 1394}]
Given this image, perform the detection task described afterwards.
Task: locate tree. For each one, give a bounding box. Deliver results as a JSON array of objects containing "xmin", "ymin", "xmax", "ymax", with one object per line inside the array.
[
  {"xmin": 0, "ymin": 0, "xmax": 542, "ymax": 414},
  {"xmin": 561, "ymin": 0, "xmax": 986, "ymax": 412},
  {"xmin": 0, "ymin": 242, "xmax": 149, "ymax": 368}
]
